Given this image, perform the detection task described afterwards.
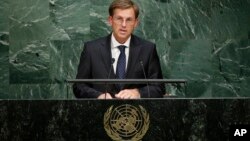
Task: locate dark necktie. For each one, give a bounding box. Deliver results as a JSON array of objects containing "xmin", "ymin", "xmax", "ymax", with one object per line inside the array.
[{"xmin": 116, "ymin": 45, "xmax": 126, "ymax": 83}]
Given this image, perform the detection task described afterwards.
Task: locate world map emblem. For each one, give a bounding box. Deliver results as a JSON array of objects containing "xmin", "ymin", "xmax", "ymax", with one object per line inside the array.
[{"xmin": 104, "ymin": 104, "xmax": 150, "ymax": 141}]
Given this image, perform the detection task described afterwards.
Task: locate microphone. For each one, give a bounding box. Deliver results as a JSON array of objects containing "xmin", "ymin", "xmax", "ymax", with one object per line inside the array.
[
  {"xmin": 140, "ymin": 60, "xmax": 151, "ymax": 98},
  {"xmin": 105, "ymin": 58, "xmax": 115, "ymax": 99}
]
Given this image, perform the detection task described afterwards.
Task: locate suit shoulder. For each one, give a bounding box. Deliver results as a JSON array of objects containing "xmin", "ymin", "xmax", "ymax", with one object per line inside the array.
[
  {"xmin": 81, "ymin": 36, "xmax": 107, "ymax": 54},
  {"xmin": 133, "ymin": 35, "xmax": 155, "ymax": 47}
]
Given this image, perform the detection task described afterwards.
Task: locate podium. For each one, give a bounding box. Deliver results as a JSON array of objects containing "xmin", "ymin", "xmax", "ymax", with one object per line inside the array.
[
  {"xmin": 1, "ymin": 99, "xmax": 250, "ymax": 140},
  {"xmin": 1, "ymin": 79, "xmax": 249, "ymax": 140}
]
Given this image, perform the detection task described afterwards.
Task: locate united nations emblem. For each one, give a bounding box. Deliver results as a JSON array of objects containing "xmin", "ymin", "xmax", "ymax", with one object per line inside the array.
[{"xmin": 104, "ymin": 104, "xmax": 150, "ymax": 141}]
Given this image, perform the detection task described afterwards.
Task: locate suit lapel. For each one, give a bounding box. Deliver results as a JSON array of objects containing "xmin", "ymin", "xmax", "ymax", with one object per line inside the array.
[
  {"xmin": 99, "ymin": 34, "xmax": 121, "ymax": 93},
  {"xmin": 126, "ymin": 35, "xmax": 142, "ymax": 78},
  {"xmin": 100, "ymin": 34, "xmax": 116, "ymax": 79}
]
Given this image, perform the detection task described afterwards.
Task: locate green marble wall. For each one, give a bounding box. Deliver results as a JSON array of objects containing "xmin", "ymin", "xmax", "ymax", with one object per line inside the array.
[{"xmin": 1, "ymin": 0, "xmax": 250, "ymax": 99}]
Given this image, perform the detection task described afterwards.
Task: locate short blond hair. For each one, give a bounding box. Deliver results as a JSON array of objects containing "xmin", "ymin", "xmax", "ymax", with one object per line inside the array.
[{"xmin": 109, "ymin": 0, "xmax": 139, "ymax": 18}]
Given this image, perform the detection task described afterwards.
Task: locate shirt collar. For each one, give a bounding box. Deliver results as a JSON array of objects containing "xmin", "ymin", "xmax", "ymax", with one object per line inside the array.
[{"xmin": 111, "ymin": 33, "xmax": 131, "ymax": 48}]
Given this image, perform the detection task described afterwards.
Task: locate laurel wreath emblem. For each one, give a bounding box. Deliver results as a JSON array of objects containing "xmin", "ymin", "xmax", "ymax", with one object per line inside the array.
[{"xmin": 104, "ymin": 104, "xmax": 150, "ymax": 141}]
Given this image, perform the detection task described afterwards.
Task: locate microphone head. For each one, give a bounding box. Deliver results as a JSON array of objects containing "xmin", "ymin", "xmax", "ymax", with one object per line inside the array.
[
  {"xmin": 111, "ymin": 58, "xmax": 115, "ymax": 64},
  {"xmin": 139, "ymin": 60, "xmax": 143, "ymax": 66}
]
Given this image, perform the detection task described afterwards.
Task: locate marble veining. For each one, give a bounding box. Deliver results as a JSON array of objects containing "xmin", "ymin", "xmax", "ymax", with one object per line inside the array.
[{"xmin": 0, "ymin": 0, "xmax": 250, "ymax": 98}]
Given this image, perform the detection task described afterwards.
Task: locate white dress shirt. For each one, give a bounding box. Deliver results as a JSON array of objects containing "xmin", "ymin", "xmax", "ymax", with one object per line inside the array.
[{"xmin": 111, "ymin": 33, "xmax": 131, "ymax": 73}]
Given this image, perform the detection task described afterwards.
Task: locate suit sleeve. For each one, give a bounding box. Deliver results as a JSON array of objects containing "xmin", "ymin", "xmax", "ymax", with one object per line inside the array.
[
  {"xmin": 139, "ymin": 44, "xmax": 165, "ymax": 98},
  {"xmin": 73, "ymin": 43, "xmax": 102, "ymax": 98}
]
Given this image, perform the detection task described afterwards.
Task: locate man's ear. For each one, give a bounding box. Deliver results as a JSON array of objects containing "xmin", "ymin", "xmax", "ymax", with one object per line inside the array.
[
  {"xmin": 134, "ymin": 18, "xmax": 139, "ymax": 28},
  {"xmin": 108, "ymin": 16, "xmax": 113, "ymax": 26}
]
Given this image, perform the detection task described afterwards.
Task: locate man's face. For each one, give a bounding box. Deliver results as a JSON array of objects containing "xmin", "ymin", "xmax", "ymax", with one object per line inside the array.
[{"xmin": 108, "ymin": 7, "xmax": 138, "ymax": 44}]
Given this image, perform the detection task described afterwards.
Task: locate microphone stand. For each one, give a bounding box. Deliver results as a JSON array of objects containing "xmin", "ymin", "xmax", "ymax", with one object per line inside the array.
[
  {"xmin": 105, "ymin": 58, "xmax": 115, "ymax": 99},
  {"xmin": 140, "ymin": 60, "xmax": 151, "ymax": 98}
]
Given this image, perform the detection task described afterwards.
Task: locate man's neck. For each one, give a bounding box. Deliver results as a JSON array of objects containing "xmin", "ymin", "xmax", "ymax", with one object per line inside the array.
[{"xmin": 111, "ymin": 33, "xmax": 131, "ymax": 47}]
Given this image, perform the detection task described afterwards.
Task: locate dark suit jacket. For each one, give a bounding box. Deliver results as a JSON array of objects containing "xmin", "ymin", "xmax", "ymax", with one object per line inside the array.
[{"xmin": 73, "ymin": 34, "xmax": 165, "ymax": 98}]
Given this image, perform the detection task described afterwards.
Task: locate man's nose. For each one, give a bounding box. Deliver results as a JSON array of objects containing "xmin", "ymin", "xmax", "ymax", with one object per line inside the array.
[{"xmin": 121, "ymin": 20, "xmax": 127, "ymax": 26}]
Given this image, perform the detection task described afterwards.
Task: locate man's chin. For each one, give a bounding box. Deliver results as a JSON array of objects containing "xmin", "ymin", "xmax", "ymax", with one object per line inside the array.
[
  {"xmin": 118, "ymin": 33, "xmax": 127, "ymax": 37},
  {"xmin": 118, "ymin": 34, "xmax": 129, "ymax": 39}
]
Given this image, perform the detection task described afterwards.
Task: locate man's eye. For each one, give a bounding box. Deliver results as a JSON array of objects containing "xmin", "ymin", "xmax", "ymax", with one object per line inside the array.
[{"xmin": 117, "ymin": 17, "xmax": 123, "ymax": 21}]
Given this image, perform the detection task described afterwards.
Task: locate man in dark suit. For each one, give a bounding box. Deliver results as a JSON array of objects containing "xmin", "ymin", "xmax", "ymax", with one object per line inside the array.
[{"xmin": 73, "ymin": 0, "xmax": 164, "ymax": 99}]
